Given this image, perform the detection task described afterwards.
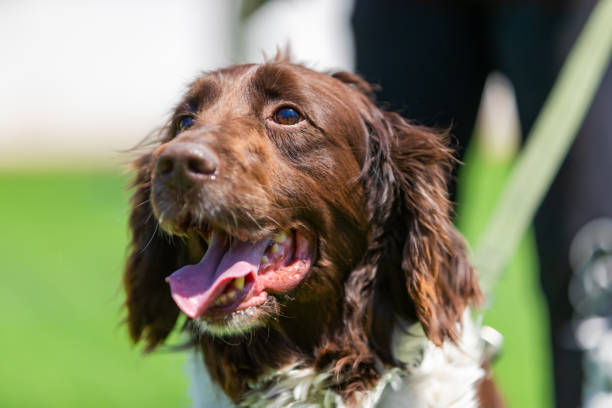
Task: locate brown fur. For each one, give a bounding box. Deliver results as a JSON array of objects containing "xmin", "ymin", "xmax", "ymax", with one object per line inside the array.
[{"xmin": 123, "ymin": 59, "xmax": 483, "ymax": 404}]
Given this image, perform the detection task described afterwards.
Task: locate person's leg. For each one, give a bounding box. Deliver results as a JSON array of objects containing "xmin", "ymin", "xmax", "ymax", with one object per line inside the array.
[
  {"xmin": 490, "ymin": 3, "xmax": 562, "ymax": 137},
  {"xmin": 352, "ymin": 0, "xmax": 490, "ymax": 200}
]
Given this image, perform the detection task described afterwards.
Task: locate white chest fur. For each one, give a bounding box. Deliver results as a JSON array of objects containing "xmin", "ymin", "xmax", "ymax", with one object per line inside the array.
[{"xmin": 186, "ymin": 313, "xmax": 486, "ymax": 408}]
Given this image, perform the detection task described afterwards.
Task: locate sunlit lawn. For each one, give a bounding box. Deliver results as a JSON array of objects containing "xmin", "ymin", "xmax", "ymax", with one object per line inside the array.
[
  {"xmin": 0, "ymin": 140, "xmax": 553, "ymax": 407},
  {"xmin": 0, "ymin": 171, "xmax": 188, "ymax": 407}
]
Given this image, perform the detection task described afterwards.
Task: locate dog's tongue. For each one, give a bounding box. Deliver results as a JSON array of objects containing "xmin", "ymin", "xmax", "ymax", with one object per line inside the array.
[{"xmin": 165, "ymin": 229, "xmax": 271, "ymax": 318}]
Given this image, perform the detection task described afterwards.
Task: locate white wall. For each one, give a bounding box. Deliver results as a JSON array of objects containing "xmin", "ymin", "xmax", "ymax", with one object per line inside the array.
[
  {"xmin": 0, "ymin": 0, "xmax": 354, "ymax": 167},
  {"xmin": 0, "ymin": 0, "xmax": 236, "ymax": 167},
  {"xmin": 242, "ymin": 0, "xmax": 354, "ymax": 72}
]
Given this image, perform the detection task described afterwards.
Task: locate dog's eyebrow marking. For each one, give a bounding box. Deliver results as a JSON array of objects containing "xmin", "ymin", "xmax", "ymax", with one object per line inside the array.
[
  {"xmin": 189, "ymin": 78, "xmax": 221, "ymax": 111},
  {"xmin": 249, "ymin": 64, "xmax": 307, "ymax": 105}
]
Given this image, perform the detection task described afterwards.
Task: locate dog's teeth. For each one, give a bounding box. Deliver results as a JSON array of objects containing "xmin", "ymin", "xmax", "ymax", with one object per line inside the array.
[
  {"xmin": 261, "ymin": 255, "xmax": 269, "ymax": 263},
  {"xmin": 235, "ymin": 277, "xmax": 245, "ymax": 290},
  {"xmin": 217, "ymin": 294, "xmax": 228, "ymax": 304},
  {"xmin": 273, "ymin": 231, "xmax": 288, "ymax": 243},
  {"xmin": 270, "ymin": 243, "xmax": 280, "ymax": 254},
  {"xmin": 227, "ymin": 290, "xmax": 237, "ymax": 300}
]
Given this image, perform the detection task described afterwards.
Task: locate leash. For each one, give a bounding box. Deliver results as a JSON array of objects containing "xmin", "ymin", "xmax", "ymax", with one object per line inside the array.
[{"xmin": 473, "ymin": 0, "xmax": 612, "ymax": 297}]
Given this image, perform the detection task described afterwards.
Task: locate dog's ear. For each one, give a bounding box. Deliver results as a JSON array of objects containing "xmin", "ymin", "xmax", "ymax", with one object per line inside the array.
[
  {"xmin": 123, "ymin": 153, "xmax": 187, "ymax": 351},
  {"xmin": 371, "ymin": 114, "xmax": 482, "ymax": 347},
  {"xmin": 335, "ymin": 76, "xmax": 482, "ymax": 364}
]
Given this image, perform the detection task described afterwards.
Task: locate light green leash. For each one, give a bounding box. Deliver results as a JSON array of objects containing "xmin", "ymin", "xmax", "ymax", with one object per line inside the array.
[{"xmin": 473, "ymin": 0, "xmax": 612, "ymax": 297}]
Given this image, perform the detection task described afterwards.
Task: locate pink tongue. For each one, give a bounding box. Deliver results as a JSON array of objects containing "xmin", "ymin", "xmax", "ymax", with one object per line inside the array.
[{"xmin": 165, "ymin": 230, "xmax": 271, "ymax": 318}]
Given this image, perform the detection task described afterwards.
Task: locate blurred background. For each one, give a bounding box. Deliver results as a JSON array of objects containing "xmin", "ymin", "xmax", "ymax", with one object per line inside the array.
[{"xmin": 2, "ymin": 0, "xmax": 609, "ymax": 407}]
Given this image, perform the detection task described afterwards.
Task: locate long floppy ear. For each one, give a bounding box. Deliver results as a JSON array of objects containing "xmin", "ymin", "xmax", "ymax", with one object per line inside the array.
[
  {"xmin": 334, "ymin": 72, "xmax": 482, "ymax": 365},
  {"xmin": 123, "ymin": 153, "xmax": 188, "ymax": 351},
  {"xmin": 375, "ymin": 114, "xmax": 483, "ymax": 347}
]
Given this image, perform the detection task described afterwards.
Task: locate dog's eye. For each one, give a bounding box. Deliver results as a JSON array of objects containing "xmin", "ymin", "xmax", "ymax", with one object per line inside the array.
[
  {"xmin": 272, "ymin": 107, "xmax": 302, "ymax": 125},
  {"xmin": 177, "ymin": 116, "xmax": 195, "ymax": 132}
]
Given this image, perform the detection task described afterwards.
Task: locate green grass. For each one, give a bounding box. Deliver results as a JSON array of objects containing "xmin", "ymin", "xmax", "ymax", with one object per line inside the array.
[
  {"xmin": 0, "ymin": 172, "xmax": 188, "ymax": 407},
  {"xmin": 0, "ymin": 149, "xmax": 553, "ymax": 406}
]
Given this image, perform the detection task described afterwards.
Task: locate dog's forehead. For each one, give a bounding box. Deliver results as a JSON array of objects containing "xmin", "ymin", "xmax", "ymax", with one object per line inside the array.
[
  {"xmin": 183, "ymin": 65, "xmax": 253, "ymax": 115},
  {"xmin": 184, "ymin": 63, "xmax": 344, "ymax": 113}
]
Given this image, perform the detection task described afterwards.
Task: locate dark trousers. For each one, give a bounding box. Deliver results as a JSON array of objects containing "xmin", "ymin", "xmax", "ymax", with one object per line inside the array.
[{"xmin": 352, "ymin": 1, "xmax": 612, "ymax": 407}]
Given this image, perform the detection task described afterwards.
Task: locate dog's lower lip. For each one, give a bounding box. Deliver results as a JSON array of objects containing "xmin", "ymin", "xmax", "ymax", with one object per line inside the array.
[
  {"xmin": 205, "ymin": 293, "xmax": 269, "ymax": 315},
  {"xmin": 206, "ymin": 276, "xmax": 256, "ymax": 312}
]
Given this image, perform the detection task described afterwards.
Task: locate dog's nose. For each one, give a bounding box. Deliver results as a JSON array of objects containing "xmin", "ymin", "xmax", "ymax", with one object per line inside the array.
[{"xmin": 155, "ymin": 142, "xmax": 219, "ymax": 188}]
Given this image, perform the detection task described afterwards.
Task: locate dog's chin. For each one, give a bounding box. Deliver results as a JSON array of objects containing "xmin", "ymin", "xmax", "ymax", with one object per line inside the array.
[{"xmin": 191, "ymin": 297, "xmax": 280, "ymax": 337}]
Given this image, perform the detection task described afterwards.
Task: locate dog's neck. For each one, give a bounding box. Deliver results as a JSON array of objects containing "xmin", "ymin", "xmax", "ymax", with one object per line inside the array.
[
  {"xmin": 188, "ymin": 313, "xmax": 486, "ymax": 408},
  {"xmin": 197, "ymin": 327, "xmax": 306, "ymax": 400},
  {"xmin": 195, "ymin": 279, "xmax": 348, "ymax": 401}
]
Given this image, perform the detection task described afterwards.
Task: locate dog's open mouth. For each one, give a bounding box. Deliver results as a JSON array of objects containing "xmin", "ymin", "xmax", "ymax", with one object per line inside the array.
[{"xmin": 165, "ymin": 228, "xmax": 312, "ymax": 319}]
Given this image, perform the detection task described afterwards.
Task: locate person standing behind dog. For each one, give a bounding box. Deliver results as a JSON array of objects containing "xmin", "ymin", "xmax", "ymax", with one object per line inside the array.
[{"xmin": 352, "ymin": 0, "xmax": 612, "ymax": 407}]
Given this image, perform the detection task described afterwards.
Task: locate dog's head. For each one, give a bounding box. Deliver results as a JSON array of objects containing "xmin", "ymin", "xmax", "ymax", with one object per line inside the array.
[{"xmin": 124, "ymin": 59, "xmax": 481, "ymax": 393}]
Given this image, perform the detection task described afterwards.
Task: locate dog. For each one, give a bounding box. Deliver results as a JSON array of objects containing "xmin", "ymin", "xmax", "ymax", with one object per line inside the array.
[{"xmin": 123, "ymin": 55, "xmax": 500, "ymax": 407}]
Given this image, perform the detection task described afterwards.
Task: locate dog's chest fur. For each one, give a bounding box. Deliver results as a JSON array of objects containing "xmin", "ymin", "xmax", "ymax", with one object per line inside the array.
[{"xmin": 186, "ymin": 314, "xmax": 485, "ymax": 408}]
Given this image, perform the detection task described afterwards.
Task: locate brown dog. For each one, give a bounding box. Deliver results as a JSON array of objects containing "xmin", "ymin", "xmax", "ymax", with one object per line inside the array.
[{"xmin": 124, "ymin": 56, "xmax": 496, "ymax": 407}]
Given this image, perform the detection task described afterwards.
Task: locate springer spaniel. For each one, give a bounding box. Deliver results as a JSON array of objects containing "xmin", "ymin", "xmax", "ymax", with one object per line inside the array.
[{"xmin": 123, "ymin": 56, "xmax": 500, "ymax": 407}]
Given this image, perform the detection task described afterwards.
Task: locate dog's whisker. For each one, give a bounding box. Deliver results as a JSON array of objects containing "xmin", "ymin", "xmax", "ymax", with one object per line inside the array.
[
  {"xmin": 143, "ymin": 209, "xmax": 155, "ymax": 224},
  {"xmin": 229, "ymin": 209, "xmax": 239, "ymax": 230},
  {"xmin": 133, "ymin": 199, "xmax": 150, "ymax": 209},
  {"xmin": 263, "ymin": 215, "xmax": 283, "ymax": 230},
  {"xmin": 157, "ymin": 210, "xmax": 166, "ymax": 226},
  {"xmin": 244, "ymin": 210, "xmax": 263, "ymax": 230},
  {"xmin": 140, "ymin": 221, "xmax": 159, "ymax": 253}
]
